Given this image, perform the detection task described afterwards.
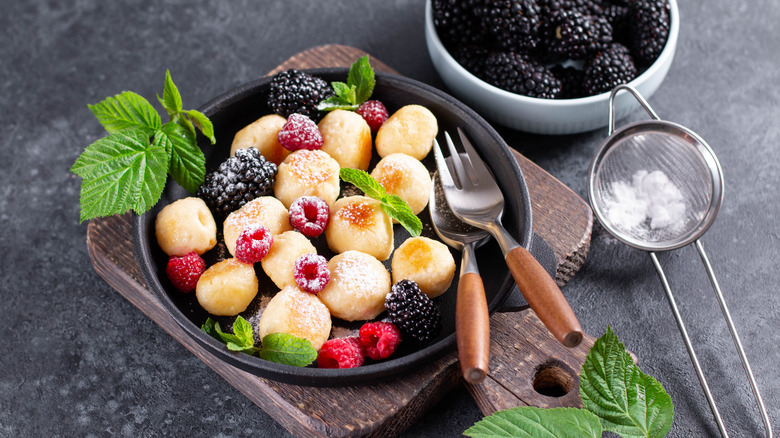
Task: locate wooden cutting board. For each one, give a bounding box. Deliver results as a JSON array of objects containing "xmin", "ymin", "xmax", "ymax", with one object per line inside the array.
[{"xmin": 86, "ymin": 45, "xmax": 595, "ymax": 437}]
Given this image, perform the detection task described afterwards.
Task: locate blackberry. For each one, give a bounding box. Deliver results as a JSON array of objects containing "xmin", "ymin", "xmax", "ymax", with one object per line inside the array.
[
  {"xmin": 480, "ymin": 51, "xmax": 562, "ymax": 98},
  {"xmin": 385, "ymin": 280, "xmax": 441, "ymax": 344},
  {"xmin": 583, "ymin": 43, "xmax": 638, "ymax": 95},
  {"xmin": 196, "ymin": 147, "xmax": 277, "ymax": 218},
  {"xmin": 551, "ymin": 65, "xmax": 587, "ymax": 99},
  {"xmin": 628, "ymin": 0, "xmax": 670, "ymax": 68},
  {"xmin": 549, "ymin": 11, "xmax": 613, "ymax": 59},
  {"xmin": 432, "ymin": 0, "xmax": 487, "ymax": 52},
  {"xmin": 601, "ymin": 4, "xmax": 631, "ymax": 44},
  {"xmin": 267, "ymin": 69, "xmax": 334, "ymax": 122},
  {"xmin": 474, "ymin": 0, "xmax": 542, "ymax": 51},
  {"xmin": 452, "ymin": 44, "xmax": 491, "ymax": 78}
]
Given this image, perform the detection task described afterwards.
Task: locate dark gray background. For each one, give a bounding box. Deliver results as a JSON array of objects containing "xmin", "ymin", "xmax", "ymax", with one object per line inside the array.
[{"xmin": 1, "ymin": 0, "xmax": 777, "ymax": 436}]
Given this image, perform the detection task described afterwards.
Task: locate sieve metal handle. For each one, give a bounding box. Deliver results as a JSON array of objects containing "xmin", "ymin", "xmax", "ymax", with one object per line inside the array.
[{"xmin": 608, "ymin": 84, "xmax": 661, "ymax": 136}]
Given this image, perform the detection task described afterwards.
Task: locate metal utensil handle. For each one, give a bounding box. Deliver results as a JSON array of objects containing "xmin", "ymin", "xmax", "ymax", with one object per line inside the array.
[
  {"xmin": 608, "ymin": 84, "xmax": 661, "ymax": 136},
  {"xmin": 649, "ymin": 251, "xmax": 729, "ymax": 437},
  {"xmin": 651, "ymin": 247, "xmax": 774, "ymax": 438},
  {"xmin": 695, "ymin": 240, "xmax": 774, "ymax": 438}
]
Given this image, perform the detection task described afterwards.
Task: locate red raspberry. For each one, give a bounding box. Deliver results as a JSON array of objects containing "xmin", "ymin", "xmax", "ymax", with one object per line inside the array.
[
  {"xmin": 165, "ymin": 252, "xmax": 206, "ymax": 293},
  {"xmin": 359, "ymin": 321, "xmax": 402, "ymax": 360},
  {"xmin": 234, "ymin": 224, "xmax": 273, "ymax": 264},
  {"xmin": 293, "ymin": 253, "xmax": 330, "ymax": 294},
  {"xmin": 317, "ymin": 337, "xmax": 365, "ymax": 369},
  {"xmin": 288, "ymin": 196, "xmax": 330, "ymax": 238},
  {"xmin": 277, "ymin": 113, "xmax": 324, "ymax": 151},
  {"xmin": 356, "ymin": 100, "xmax": 389, "ymax": 132}
]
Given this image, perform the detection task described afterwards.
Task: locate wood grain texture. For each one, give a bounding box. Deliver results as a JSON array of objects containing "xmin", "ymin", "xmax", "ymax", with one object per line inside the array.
[
  {"xmin": 456, "ymin": 272, "xmax": 490, "ymax": 384},
  {"xmin": 85, "ymin": 45, "xmax": 597, "ymax": 437},
  {"xmin": 505, "ymin": 246, "xmax": 583, "ymax": 348}
]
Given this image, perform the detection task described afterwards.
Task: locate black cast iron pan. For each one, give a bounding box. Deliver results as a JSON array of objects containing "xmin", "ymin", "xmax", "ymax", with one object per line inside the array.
[{"xmin": 133, "ymin": 69, "xmax": 533, "ymax": 386}]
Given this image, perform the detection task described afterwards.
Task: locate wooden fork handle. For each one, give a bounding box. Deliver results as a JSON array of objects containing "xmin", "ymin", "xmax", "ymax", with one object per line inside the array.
[
  {"xmin": 456, "ymin": 272, "xmax": 490, "ymax": 384},
  {"xmin": 505, "ymin": 247, "xmax": 583, "ymax": 348}
]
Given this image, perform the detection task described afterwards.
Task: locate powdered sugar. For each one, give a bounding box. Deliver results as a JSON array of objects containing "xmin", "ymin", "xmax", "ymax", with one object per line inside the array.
[{"xmin": 602, "ymin": 170, "xmax": 686, "ymax": 238}]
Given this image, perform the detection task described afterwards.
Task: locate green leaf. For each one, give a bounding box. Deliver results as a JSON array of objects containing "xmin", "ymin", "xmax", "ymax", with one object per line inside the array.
[
  {"xmin": 339, "ymin": 167, "xmax": 386, "ymax": 199},
  {"xmin": 347, "ymin": 55, "xmax": 375, "ymax": 105},
  {"xmin": 580, "ymin": 327, "xmax": 674, "ymax": 438},
  {"xmin": 316, "ymin": 95, "xmax": 358, "ymax": 112},
  {"xmin": 158, "ymin": 122, "xmax": 205, "ymax": 193},
  {"xmin": 88, "ymin": 91, "xmax": 162, "ymax": 133},
  {"xmin": 157, "ymin": 69, "xmax": 183, "ymax": 116},
  {"xmin": 232, "ymin": 316, "xmax": 255, "ymax": 348},
  {"xmin": 72, "ymin": 127, "xmax": 169, "ymax": 222},
  {"xmin": 382, "ymin": 194, "xmax": 422, "ymax": 237},
  {"xmin": 257, "ymin": 333, "xmax": 317, "ymax": 367},
  {"xmin": 331, "ymin": 81, "xmax": 357, "ymax": 104},
  {"xmin": 465, "ymin": 407, "xmax": 602, "ymax": 438},
  {"xmin": 184, "ymin": 109, "xmax": 216, "ymax": 144}
]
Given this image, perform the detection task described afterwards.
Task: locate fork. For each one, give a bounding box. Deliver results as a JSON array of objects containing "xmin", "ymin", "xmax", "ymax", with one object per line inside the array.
[{"xmin": 433, "ymin": 128, "xmax": 583, "ymax": 348}]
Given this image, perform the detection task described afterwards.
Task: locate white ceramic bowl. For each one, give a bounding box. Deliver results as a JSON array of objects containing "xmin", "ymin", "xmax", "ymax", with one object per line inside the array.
[{"xmin": 425, "ymin": 0, "xmax": 679, "ymax": 135}]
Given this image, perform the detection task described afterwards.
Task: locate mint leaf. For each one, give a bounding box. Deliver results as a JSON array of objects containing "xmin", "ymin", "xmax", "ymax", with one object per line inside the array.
[
  {"xmin": 339, "ymin": 168, "xmax": 422, "ymax": 236},
  {"xmin": 382, "ymin": 194, "xmax": 422, "ymax": 236},
  {"xmin": 331, "ymin": 81, "xmax": 357, "ymax": 104},
  {"xmin": 183, "ymin": 109, "xmax": 216, "ymax": 144},
  {"xmin": 158, "ymin": 69, "xmax": 183, "ymax": 116},
  {"xmin": 348, "ymin": 55, "xmax": 375, "ymax": 105},
  {"xmin": 465, "ymin": 407, "xmax": 602, "ymax": 438},
  {"xmin": 88, "ymin": 91, "xmax": 162, "ymax": 133},
  {"xmin": 232, "ymin": 316, "xmax": 255, "ymax": 347},
  {"xmin": 339, "ymin": 167, "xmax": 386, "ymax": 199},
  {"xmin": 201, "ymin": 317, "xmax": 257, "ymax": 354},
  {"xmin": 72, "ymin": 127, "xmax": 169, "ymax": 222},
  {"xmin": 257, "ymin": 333, "xmax": 317, "ymax": 367},
  {"xmin": 317, "ymin": 95, "xmax": 358, "ymax": 112},
  {"xmin": 580, "ymin": 327, "xmax": 674, "ymax": 438},
  {"xmin": 159, "ymin": 122, "xmax": 205, "ymax": 193}
]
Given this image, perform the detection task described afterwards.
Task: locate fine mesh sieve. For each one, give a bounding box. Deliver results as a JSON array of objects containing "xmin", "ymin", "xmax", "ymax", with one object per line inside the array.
[{"xmin": 587, "ymin": 85, "xmax": 772, "ymax": 438}]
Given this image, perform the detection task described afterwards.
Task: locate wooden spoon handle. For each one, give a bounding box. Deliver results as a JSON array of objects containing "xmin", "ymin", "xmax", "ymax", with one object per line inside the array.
[
  {"xmin": 505, "ymin": 246, "xmax": 583, "ymax": 348},
  {"xmin": 456, "ymin": 272, "xmax": 490, "ymax": 384}
]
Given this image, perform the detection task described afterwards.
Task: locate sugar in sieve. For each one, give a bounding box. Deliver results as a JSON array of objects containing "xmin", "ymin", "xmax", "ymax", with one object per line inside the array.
[{"xmin": 587, "ymin": 85, "xmax": 772, "ymax": 438}]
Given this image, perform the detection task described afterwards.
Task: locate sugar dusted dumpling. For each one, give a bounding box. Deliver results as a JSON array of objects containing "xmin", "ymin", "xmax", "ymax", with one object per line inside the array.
[
  {"xmin": 230, "ymin": 114, "xmax": 290, "ymax": 165},
  {"xmin": 375, "ymin": 104, "xmax": 438, "ymax": 160},
  {"xmin": 261, "ymin": 231, "xmax": 317, "ymax": 290},
  {"xmin": 223, "ymin": 196, "xmax": 292, "ymax": 256},
  {"xmin": 318, "ymin": 251, "xmax": 392, "ymax": 321},
  {"xmin": 370, "ymin": 153, "xmax": 432, "ymax": 216},
  {"xmin": 318, "ymin": 109, "xmax": 372, "ymax": 171},
  {"xmin": 155, "ymin": 197, "xmax": 217, "ymax": 256},
  {"xmin": 195, "ymin": 258, "xmax": 258, "ymax": 316},
  {"xmin": 391, "ymin": 236, "xmax": 455, "ymax": 298},
  {"xmin": 257, "ymin": 285, "xmax": 332, "ymax": 351},
  {"xmin": 274, "ymin": 149, "xmax": 341, "ymax": 209},
  {"xmin": 325, "ymin": 196, "xmax": 394, "ymax": 261}
]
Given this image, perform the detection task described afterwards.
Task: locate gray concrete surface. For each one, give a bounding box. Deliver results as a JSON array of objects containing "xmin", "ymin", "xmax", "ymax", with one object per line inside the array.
[{"xmin": 1, "ymin": 0, "xmax": 777, "ymax": 436}]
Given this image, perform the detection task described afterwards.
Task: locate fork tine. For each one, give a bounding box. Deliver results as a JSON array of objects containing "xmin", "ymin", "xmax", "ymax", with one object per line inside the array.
[
  {"xmin": 444, "ymin": 131, "xmax": 470, "ymax": 188},
  {"xmin": 457, "ymin": 127, "xmax": 491, "ymax": 178},
  {"xmin": 433, "ymin": 138, "xmax": 458, "ymax": 190}
]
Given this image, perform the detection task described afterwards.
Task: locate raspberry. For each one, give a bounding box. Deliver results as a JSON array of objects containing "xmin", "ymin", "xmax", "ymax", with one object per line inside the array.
[
  {"xmin": 356, "ymin": 100, "xmax": 389, "ymax": 133},
  {"xmin": 165, "ymin": 252, "xmax": 206, "ymax": 293},
  {"xmin": 234, "ymin": 224, "xmax": 273, "ymax": 264},
  {"xmin": 288, "ymin": 196, "xmax": 330, "ymax": 238},
  {"xmin": 359, "ymin": 321, "xmax": 402, "ymax": 360},
  {"xmin": 317, "ymin": 337, "xmax": 365, "ymax": 369},
  {"xmin": 293, "ymin": 253, "xmax": 330, "ymax": 294},
  {"xmin": 277, "ymin": 114, "xmax": 324, "ymax": 152}
]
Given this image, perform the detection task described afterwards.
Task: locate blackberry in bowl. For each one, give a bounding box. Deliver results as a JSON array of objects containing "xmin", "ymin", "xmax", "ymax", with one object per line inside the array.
[{"xmin": 425, "ymin": 0, "xmax": 679, "ymax": 134}]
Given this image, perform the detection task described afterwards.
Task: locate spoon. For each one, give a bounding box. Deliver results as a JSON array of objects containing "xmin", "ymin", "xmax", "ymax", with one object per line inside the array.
[{"xmin": 429, "ymin": 170, "xmax": 492, "ymax": 384}]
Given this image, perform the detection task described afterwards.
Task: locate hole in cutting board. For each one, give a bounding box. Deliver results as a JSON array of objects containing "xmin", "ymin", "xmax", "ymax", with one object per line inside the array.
[{"xmin": 532, "ymin": 360, "xmax": 576, "ymax": 397}]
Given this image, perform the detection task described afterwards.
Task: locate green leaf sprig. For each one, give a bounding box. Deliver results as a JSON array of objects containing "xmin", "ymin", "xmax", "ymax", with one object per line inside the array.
[
  {"xmin": 71, "ymin": 70, "xmax": 215, "ymax": 222},
  {"xmin": 316, "ymin": 55, "xmax": 375, "ymax": 112},
  {"xmin": 201, "ymin": 316, "xmax": 317, "ymax": 367},
  {"xmin": 339, "ymin": 167, "xmax": 423, "ymax": 237},
  {"xmin": 464, "ymin": 327, "xmax": 674, "ymax": 438}
]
